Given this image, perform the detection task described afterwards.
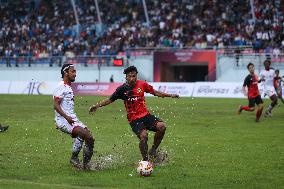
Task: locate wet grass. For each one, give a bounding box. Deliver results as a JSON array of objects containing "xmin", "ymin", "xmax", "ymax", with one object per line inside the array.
[{"xmin": 0, "ymin": 94, "xmax": 283, "ymax": 189}]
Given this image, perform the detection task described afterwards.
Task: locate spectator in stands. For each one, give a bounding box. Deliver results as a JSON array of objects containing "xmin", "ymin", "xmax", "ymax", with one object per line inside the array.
[
  {"xmin": 110, "ymin": 75, "xmax": 114, "ymax": 82},
  {"xmin": 0, "ymin": 0, "xmax": 283, "ymax": 61}
]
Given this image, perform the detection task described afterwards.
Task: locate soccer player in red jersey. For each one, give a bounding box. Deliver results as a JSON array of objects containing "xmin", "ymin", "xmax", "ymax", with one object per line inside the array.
[
  {"xmin": 237, "ymin": 63, "xmax": 264, "ymax": 122},
  {"xmin": 89, "ymin": 66, "xmax": 179, "ymax": 161},
  {"xmin": 274, "ymin": 69, "xmax": 284, "ymax": 104}
]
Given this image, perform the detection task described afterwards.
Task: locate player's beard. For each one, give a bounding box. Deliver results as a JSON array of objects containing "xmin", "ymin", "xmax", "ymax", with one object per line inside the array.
[
  {"xmin": 69, "ymin": 76, "xmax": 76, "ymax": 82},
  {"xmin": 128, "ymin": 80, "xmax": 136, "ymax": 87}
]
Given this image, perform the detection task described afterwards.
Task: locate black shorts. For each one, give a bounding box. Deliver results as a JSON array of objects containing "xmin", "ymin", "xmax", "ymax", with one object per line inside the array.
[
  {"xmin": 275, "ymin": 86, "xmax": 282, "ymax": 95},
  {"xmin": 248, "ymin": 95, "xmax": 263, "ymax": 107},
  {"xmin": 130, "ymin": 114, "xmax": 162, "ymax": 135}
]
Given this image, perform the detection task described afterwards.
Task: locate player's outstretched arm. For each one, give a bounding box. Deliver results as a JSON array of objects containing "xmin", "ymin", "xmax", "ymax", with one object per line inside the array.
[
  {"xmin": 53, "ymin": 97, "xmax": 74, "ymax": 125},
  {"xmin": 151, "ymin": 89, "xmax": 179, "ymax": 98},
  {"xmin": 242, "ymin": 86, "xmax": 248, "ymax": 96},
  {"xmin": 258, "ymin": 75, "xmax": 265, "ymax": 83},
  {"xmin": 89, "ymin": 98, "xmax": 113, "ymax": 114}
]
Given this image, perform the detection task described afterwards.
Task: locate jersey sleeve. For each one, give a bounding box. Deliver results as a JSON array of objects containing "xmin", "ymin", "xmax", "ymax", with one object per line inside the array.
[
  {"xmin": 144, "ymin": 81, "xmax": 154, "ymax": 93},
  {"xmin": 110, "ymin": 86, "xmax": 123, "ymax": 101},
  {"xmin": 273, "ymin": 71, "xmax": 276, "ymax": 78},
  {"xmin": 53, "ymin": 86, "xmax": 65, "ymax": 99},
  {"xmin": 243, "ymin": 75, "xmax": 250, "ymax": 87}
]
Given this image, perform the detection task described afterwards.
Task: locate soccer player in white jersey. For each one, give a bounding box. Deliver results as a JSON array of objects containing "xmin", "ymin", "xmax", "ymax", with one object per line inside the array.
[
  {"xmin": 53, "ymin": 64, "xmax": 94, "ymax": 170},
  {"xmin": 259, "ymin": 60, "xmax": 278, "ymax": 116}
]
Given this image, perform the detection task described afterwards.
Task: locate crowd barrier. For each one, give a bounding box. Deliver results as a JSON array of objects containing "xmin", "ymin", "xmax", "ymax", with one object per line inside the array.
[{"xmin": 1, "ymin": 81, "xmax": 283, "ymax": 98}]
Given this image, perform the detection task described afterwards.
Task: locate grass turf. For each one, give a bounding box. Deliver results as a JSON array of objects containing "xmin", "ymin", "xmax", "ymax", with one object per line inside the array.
[{"xmin": 0, "ymin": 94, "xmax": 283, "ymax": 189}]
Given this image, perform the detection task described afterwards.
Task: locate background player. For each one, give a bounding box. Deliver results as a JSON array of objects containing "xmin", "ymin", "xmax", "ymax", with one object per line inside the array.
[
  {"xmin": 238, "ymin": 63, "xmax": 263, "ymax": 122},
  {"xmin": 274, "ymin": 69, "xmax": 284, "ymax": 104},
  {"xmin": 89, "ymin": 66, "xmax": 179, "ymax": 161},
  {"xmin": 259, "ymin": 60, "xmax": 278, "ymax": 116},
  {"xmin": 53, "ymin": 64, "xmax": 94, "ymax": 170},
  {"xmin": 0, "ymin": 124, "xmax": 9, "ymax": 132}
]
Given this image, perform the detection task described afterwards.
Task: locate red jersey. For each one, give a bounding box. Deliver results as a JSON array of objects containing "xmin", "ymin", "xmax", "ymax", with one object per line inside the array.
[
  {"xmin": 110, "ymin": 80, "xmax": 154, "ymax": 122},
  {"xmin": 243, "ymin": 74, "xmax": 260, "ymax": 98},
  {"xmin": 274, "ymin": 77, "xmax": 282, "ymax": 90}
]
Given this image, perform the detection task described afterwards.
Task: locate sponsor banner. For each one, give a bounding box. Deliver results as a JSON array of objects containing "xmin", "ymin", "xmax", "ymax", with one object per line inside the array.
[
  {"xmin": 9, "ymin": 81, "xmax": 58, "ymax": 95},
  {"xmin": 72, "ymin": 82, "xmax": 122, "ymax": 96},
  {"xmin": 0, "ymin": 81, "xmax": 283, "ymax": 98},
  {"xmin": 147, "ymin": 82, "xmax": 195, "ymax": 97},
  {"xmin": 192, "ymin": 82, "xmax": 278, "ymax": 98},
  {"xmin": 0, "ymin": 81, "xmax": 58, "ymax": 95},
  {"xmin": 0, "ymin": 81, "xmax": 11, "ymax": 94},
  {"xmin": 193, "ymin": 82, "xmax": 246, "ymax": 98}
]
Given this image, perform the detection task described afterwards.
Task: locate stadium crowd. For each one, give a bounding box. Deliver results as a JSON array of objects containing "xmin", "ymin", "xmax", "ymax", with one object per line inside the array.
[{"xmin": 0, "ymin": 0, "xmax": 283, "ymax": 59}]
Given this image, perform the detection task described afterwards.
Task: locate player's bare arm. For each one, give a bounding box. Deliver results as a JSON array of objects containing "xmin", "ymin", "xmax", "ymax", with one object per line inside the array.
[
  {"xmin": 89, "ymin": 98, "xmax": 113, "ymax": 114},
  {"xmin": 259, "ymin": 75, "xmax": 265, "ymax": 82},
  {"xmin": 242, "ymin": 86, "xmax": 247, "ymax": 96},
  {"xmin": 53, "ymin": 97, "xmax": 74, "ymax": 125},
  {"xmin": 151, "ymin": 89, "xmax": 179, "ymax": 98},
  {"xmin": 258, "ymin": 78, "xmax": 265, "ymax": 83}
]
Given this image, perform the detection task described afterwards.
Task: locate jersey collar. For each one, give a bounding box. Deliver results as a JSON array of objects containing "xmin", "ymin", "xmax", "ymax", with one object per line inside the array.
[{"xmin": 63, "ymin": 81, "xmax": 71, "ymax": 86}]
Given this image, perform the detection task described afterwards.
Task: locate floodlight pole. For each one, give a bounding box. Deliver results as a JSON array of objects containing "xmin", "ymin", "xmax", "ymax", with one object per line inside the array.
[
  {"xmin": 70, "ymin": 0, "xmax": 80, "ymax": 37},
  {"xmin": 94, "ymin": 0, "xmax": 102, "ymax": 23},
  {"xmin": 249, "ymin": 0, "xmax": 256, "ymax": 23},
  {"xmin": 142, "ymin": 0, "xmax": 150, "ymax": 27}
]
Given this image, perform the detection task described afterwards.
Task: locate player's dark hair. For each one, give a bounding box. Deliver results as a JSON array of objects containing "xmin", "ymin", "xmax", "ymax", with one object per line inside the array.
[
  {"xmin": 264, "ymin": 59, "xmax": 271, "ymax": 65},
  {"xmin": 247, "ymin": 62, "xmax": 254, "ymax": 69},
  {"xmin": 275, "ymin": 69, "xmax": 279, "ymax": 73},
  {"xmin": 61, "ymin": 64, "xmax": 74, "ymax": 78},
  {"xmin": 123, "ymin": 66, "xmax": 138, "ymax": 74}
]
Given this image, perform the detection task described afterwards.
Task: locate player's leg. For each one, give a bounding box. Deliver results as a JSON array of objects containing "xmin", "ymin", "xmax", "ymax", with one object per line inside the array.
[
  {"xmin": 138, "ymin": 129, "xmax": 149, "ymax": 161},
  {"xmin": 265, "ymin": 94, "xmax": 278, "ymax": 116},
  {"xmin": 238, "ymin": 98, "xmax": 255, "ymax": 114},
  {"xmin": 142, "ymin": 114, "xmax": 166, "ymax": 157},
  {"xmin": 72, "ymin": 126, "xmax": 94, "ymax": 170},
  {"xmin": 149, "ymin": 121, "xmax": 166, "ymax": 157},
  {"xmin": 255, "ymin": 103, "xmax": 263, "ymax": 122},
  {"xmin": 277, "ymin": 89, "xmax": 284, "ymax": 103},
  {"xmin": 237, "ymin": 105, "xmax": 254, "ymax": 114},
  {"xmin": 55, "ymin": 120, "xmax": 94, "ymax": 169},
  {"xmin": 255, "ymin": 96, "xmax": 264, "ymax": 122},
  {"xmin": 130, "ymin": 118, "xmax": 149, "ymax": 161},
  {"xmin": 70, "ymin": 137, "xmax": 84, "ymax": 167}
]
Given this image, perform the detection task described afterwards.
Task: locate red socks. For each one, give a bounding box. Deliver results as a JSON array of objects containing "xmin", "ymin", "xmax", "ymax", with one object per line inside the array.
[{"xmin": 241, "ymin": 106, "xmax": 250, "ymax": 111}]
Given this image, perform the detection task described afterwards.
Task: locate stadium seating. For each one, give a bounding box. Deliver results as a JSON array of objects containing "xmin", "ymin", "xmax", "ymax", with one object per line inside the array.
[{"xmin": 0, "ymin": 0, "xmax": 283, "ymax": 62}]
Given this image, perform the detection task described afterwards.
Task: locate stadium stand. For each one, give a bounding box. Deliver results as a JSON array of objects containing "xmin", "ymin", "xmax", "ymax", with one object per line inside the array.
[{"xmin": 0, "ymin": 0, "xmax": 283, "ymax": 66}]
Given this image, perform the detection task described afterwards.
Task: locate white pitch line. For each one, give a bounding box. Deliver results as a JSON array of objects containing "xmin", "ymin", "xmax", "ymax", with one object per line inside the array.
[{"xmin": 0, "ymin": 178, "xmax": 113, "ymax": 189}]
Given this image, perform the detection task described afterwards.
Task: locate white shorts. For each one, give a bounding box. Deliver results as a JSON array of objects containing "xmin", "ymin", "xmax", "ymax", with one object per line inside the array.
[
  {"xmin": 55, "ymin": 117, "xmax": 87, "ymax": 136},
  {"xmin": 264, "ymin": 86, "xmax": 276, "ymax": 97}
]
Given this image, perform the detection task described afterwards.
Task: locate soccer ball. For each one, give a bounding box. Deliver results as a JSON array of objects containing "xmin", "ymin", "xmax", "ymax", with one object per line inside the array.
[{"xmin": 137, "ymin": 161, "xmax": 153, "ymax": 176}]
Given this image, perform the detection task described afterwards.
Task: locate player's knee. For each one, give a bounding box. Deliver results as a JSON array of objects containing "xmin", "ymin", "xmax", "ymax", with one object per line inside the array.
[
  {"xmin": 139, "ymin": 130, "xmax": 148, "ymax": 141},
  {"xmin": 87, "ymin": 135, "xmax": 94, "ymax": 144},
  {"xmin": 83, "ymin": 131, "xmax": 94, "ymax": 146},
  {"xmin": 157, "ymin": 122, "xmax": 166, "ymax": 132},
  {"xmin": 274, "ymin": 99, "xmax": 278, "ymax": 105}
]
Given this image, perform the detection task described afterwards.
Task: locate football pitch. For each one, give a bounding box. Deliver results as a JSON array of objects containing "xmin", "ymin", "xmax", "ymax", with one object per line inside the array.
[{"xmin": 0, "ymin": 94, "xmax": 283, "ymax": 189}]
